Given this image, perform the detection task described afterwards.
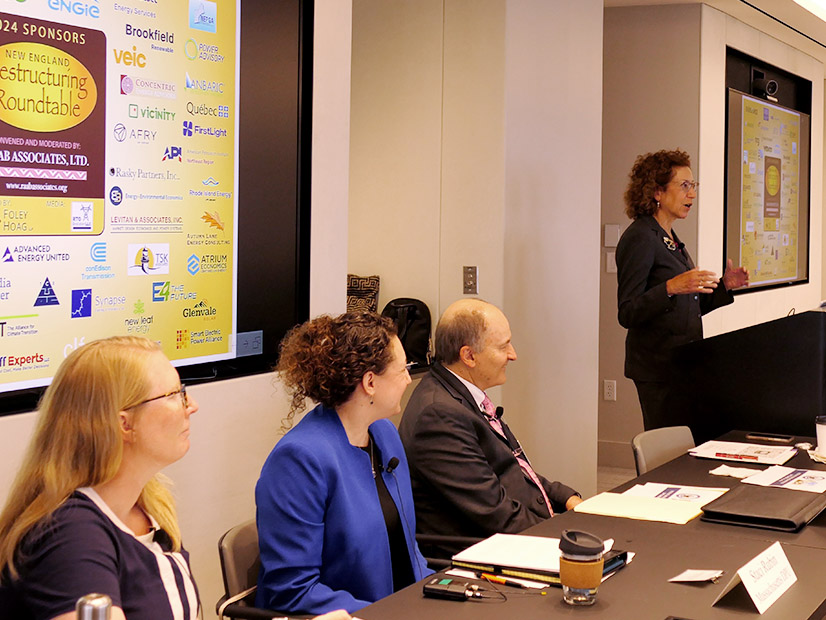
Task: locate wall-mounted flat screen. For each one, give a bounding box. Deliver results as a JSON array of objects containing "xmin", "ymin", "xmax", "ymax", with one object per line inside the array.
[
  {"xmin": 725, "ymin": 88, "xmax": 810, "ymax": 293},
  {"xmin": 0, "ymin": 1, "xmax": 311, "ymax": 414}
]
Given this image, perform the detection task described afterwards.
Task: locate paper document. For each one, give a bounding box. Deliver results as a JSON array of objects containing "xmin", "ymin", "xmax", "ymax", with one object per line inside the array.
[
  {"xmin": 668, "ymin": 569, "xmax": 724, "ymax": 583},
  {"xmin": 622, "ymin": 482, "xmax": 728, "ymax": 504},
  {"xmin": 742, "ymin": 465, "xmax": 826, "ymax": 493},
  {"xmin": 690, "ymin": 440, "xmax": 797, "ymax": 465},
  {"xmin": 451, "ymin": 533, "xmax": 614, "ymax": 574},
  {"xmin": 574, "ymin": 492, "xmax": 709, "ymax": 524}
]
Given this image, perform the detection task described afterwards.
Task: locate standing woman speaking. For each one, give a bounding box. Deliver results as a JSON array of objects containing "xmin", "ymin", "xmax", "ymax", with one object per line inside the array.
[{"xmin": 616, "ymin": 149, "xmax": 749, "ymax": 431}]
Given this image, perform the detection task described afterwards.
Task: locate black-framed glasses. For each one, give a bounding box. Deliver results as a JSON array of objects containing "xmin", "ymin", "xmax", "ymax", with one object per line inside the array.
[
  {"xmin": 126, "ymin": 384, "xmax": 188, "ymax": 410},
  {"xmin": 673, "ymin": 179, "xmax": 699, "ymax": 193}
]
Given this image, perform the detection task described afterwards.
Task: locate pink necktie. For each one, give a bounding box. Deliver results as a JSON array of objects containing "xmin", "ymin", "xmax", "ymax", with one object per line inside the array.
[{"xmin": 480, "ymin": 395, "xmax": 554, "ymax": 517}]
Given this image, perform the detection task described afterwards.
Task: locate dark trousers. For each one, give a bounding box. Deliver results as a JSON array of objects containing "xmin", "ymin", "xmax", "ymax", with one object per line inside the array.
[{"xmin": 634, "ymin": 380, "xmax": 675, "ymax": 431}]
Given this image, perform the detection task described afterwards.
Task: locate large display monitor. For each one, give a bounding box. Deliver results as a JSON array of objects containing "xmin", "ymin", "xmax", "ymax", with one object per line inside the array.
[
  {"xmin": 0, "ymin": 0, "xmax": 312, "ymax": 414},
  {"xmin": 725, "ymin": 88, "xmax": 810, "ymax": 293}
]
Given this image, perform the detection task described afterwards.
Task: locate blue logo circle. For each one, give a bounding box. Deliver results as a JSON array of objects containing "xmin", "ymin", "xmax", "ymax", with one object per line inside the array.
[{"xmin": 109, "ymin": 186, "xmax": 123, "ymax": 205}]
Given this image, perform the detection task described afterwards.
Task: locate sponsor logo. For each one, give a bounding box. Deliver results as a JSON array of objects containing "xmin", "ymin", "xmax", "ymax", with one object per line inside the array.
[
  {"xmin": 182, "ymin": 120, "xmax": 226, "ymax": 139},
  {"xmin": 48, "ymin": 0, "xmax": 99, "ymax": 19},
  {"xmin": 190, "ymin": 327, "xmax": 223, "ymax": 345},
  {"xmin": 110, "ymin": 167, "xmax": 179, "ymax": 182},
  {"xmin": 90, "ymin": 242, "xmax": 107, "ymax": 262},
  {"xmin": 201, "ymin": 211, "xmax": 224, "ymax": 231},
  {"xmin": 187, "ymin": 254, "xmax": 200, "ymax": 274},
  {"xmin": 6, "ymin": 245, "xmax": 70, "ymax": 263},
  {"xmin": 63, "ymin": 336, "xmax": 86, "ymax": 357},
  {"xmin": 185, "ymin": 72, "xmax": 223, "ymax": 94},
  {"xmin": 162, "ymin": 146, "xmax": 182, "ymax": 162},
  {"xmin": 134, "ymin": 299, "xmax": 145, "ymax": 314},
  {"xmin": 189, "ymin": 0, "xmax": 217, "ymax": 33},
  {"xmin": 176, "ymin": 329, "xmax": 189, "ymax": 349},
  {"xmin": 0, "ymin": 352, "xmax": 49, "ymax": 370},
  {"xmin": 186, "ymin": 101, "xmax": 229, "ymax": 118},
  {"xmin": 124, "ymin": 314, "xmax": 154, "ymax": 334},
  {"xmin": 182, "ymin": 299, "xmax": 217, "ymax": 318},
  {"xmin": 0, "ymin": 316, "xmax": 39, "ymax": 338},
  {"xmin": 153, "ymin": 281, "xmax": 197, "ymax": 302},
  {"xmin": 95, "ymin": 294, "xmax": 127, "ymax": 312},
  {"xmin": 184, "ymin": 38, "xmax": 224, "ymax": 63},
  {"xmin": 0, "ymin": 275, "xmax": 9, "ymax": 301},
  {"xmin": 34, "ymin": 277, "xmax": 59, "ymax": 306},
  {"xmin": 188, "ymin": 252, "xmax": 227, "ymax": 274},
  {"xmin": 186, "ymin": 231, "xmax": 229, "ymax": 247},
  {"xmin": 121, "ymin": 75, "xmax": 176, "ymax": 99},
  {"xmin": 71, "ymin": 289, "xmax": 92, "ymax": 318},
  {"xmin": 113, "ymin": 46, "xmax": 147, "ymax": 68},
  {"xmin": 114, "ymin": 3, "xmax": 157, "ymax": 19},
  {"xmin": 125, "ymin": 24, "xmax": 173, "ymax": 43},
  {"xmin": 129, "ymin": 103, "xmax": 175, "ymax": 121},
  {"xmin": 113, "ymin": 123, "xmax": 157, "ymax": 144},
  {"xmin": 127, "ymin": 244, "xmax": 169, "ymax": 275},
  {"xmin": 71, "ymin": 201, "xmax": 93, "ymax": 231},
  {"xmin": 109, "ymin": 186, "xmax": 123, "ymax": 205},
  {"xmin": 202, "ymin": 177, "xmax": 218, "ymax": 186}
]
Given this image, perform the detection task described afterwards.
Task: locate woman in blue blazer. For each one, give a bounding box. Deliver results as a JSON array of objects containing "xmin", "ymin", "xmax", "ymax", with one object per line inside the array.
[
  {"xmin": 617, "ymin": 149, "xmax": 749, "ymax": 430},
  {"xmin": 255, "ymin": 312, "xmax": 431, "ymax": 615}
]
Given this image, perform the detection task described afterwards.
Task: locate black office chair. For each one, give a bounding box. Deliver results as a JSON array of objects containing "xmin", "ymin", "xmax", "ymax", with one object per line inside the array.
[{"xmin": 216, "ymin": 520, "xmax": 294, "ymax": 620}]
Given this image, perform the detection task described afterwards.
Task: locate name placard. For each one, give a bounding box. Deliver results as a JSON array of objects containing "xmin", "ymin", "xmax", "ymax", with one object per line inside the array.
[{"xmin": 712, "ymin": 541, "xmax": 797, "ymax": 614}]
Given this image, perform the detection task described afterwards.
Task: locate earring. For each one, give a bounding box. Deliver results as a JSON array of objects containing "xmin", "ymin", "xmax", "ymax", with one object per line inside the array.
[
  {"xmin": 656, "ymin": 200, "xmax": 660, "ymax": 209},
  {"xmin": 370, "ymin": 396, "xmax": 374, "ymax": 405}
]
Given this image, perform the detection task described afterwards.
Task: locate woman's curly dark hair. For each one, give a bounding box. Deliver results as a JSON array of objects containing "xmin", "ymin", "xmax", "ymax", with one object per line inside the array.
[
  {"xmin": 276, "ymin": 311, "xmax": 398, "ymax": 431},
  {"xmin": 624, "ymin": 149, "xmax": 691, "ymax": 219}
]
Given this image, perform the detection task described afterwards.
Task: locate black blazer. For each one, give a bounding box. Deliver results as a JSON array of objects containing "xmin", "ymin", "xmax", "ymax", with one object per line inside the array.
[
  {"xmin": 616, "ymin": 215, "xmax": 733, "ymax": 381},
  {"xmin": 399, "ymin": 362, "xmax": 578, "ymax": 559}
]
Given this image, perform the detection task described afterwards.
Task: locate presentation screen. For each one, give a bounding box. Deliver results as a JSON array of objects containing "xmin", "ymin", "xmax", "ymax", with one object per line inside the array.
[
  {"xmin": 0, "ymin": 1, "xmax": 311, "ymax": 411},
  {"xmin": 725, "ymin": 88, "xmax": 810, "ymax": 293}
]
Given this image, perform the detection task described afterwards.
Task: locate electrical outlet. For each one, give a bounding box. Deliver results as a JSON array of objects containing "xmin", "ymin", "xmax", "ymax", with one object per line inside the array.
[
  {"xmin": 463, "ymin": 266, "xmax": 478, "ymax": 295},
  {"xmin": 603, "ymin": 379, "xmax": 616, "ymax": 401}
]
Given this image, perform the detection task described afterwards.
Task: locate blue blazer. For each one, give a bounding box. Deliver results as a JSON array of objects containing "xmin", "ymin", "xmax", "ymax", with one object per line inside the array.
[{"xmin": 255, "ymin": 405, "xmax": 430, "ymax": 615}]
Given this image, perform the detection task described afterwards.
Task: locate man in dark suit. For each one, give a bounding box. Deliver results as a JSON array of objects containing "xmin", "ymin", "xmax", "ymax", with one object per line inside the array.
[{"xmin": 399, "ymin": 299, "xmax": 581, "ymax": 559}]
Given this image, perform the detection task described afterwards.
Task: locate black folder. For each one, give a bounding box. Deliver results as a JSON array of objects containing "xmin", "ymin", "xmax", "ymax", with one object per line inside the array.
[{"xmin": 700, "ymin": 484, "xmax": 826, "ymax": 532}]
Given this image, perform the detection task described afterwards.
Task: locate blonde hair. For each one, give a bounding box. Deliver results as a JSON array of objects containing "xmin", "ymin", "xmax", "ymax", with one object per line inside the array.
[{"xmin": 0, "ymin": 336, "xmax": 182, "ymax": 580}]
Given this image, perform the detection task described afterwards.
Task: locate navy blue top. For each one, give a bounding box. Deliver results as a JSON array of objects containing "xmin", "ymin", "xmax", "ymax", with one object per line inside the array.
[{"xmin": 0, "ymin": 488, "xmax": 199, "ymax": 620}]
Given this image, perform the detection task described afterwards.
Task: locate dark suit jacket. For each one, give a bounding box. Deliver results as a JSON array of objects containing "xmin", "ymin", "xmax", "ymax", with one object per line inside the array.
[
  {"xmin": 616, "ymin": 215, "xmax": 733, "ymax": 381},
  {"xmin": 399, "ymin": 362, "xmax": 578, "ymax": 559}
]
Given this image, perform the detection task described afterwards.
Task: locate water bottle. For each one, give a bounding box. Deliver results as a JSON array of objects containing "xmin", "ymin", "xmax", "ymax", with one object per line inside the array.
[{"xmin": 76, "ymin": 593, "xmax": 111, "ymax": 620}]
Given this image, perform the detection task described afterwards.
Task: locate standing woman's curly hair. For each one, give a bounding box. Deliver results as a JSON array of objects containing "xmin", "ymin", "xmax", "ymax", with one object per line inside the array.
[
  {"xmin": 624, "ymin": 149, "xmax": 691, "ymax": 220},
  {"xmin": 276, "ymin": 312, "xmax": 398, "ymax": 431}
]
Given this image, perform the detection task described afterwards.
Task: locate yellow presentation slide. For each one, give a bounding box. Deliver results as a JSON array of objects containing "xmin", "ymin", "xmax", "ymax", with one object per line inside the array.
[
  {"xmin": 0, "ymin": 2, "xmax": 238, "ymax": 391},
  {"xmin": 739, "ymin": 95, "xmax": 801, "ymax": 286}
]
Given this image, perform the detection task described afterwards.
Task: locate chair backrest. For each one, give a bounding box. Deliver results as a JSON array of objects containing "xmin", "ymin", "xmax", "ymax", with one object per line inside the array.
[
  {"xmin": 631, "ymin": 425, "xmax": 695, "ymax": 475},
  {"xmin": 218, "ymin": 519, "xmax": 261, "ymax": 597}
]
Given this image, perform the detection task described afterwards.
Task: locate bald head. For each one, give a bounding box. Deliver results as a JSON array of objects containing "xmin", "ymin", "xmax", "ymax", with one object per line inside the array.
[
  {"xmin": 435, "ymin": 299, "xmax": 516, "ymax": 390},
  {"xmin": 435, "ymin": 299, "xmax": 503, "ymax": 365}
]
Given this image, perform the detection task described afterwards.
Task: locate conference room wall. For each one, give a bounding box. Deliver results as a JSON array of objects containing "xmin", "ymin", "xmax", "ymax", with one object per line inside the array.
[
  {"xmin": 0, "ymin": 1, "xmax": 352, "ymax": 614},
  {"xmin": 598, "ymin": 4, "xmax": 825, "ymax": 467},
  {"xmin": 348, "ymin": 0, "xmax": 601, "ymax": 497}
]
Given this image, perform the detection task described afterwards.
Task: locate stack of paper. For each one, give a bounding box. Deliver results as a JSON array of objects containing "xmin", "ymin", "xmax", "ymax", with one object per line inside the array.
[
  {"xmin": 742, "ymin": 465, "xmax": 826, "ymax": 493},
  {"xmin": 690, "ymin": 440, "xmax": 797, "ymax": 465},
  {"xmin": 574, "ymin": 483, "xmax": 729, "ymax": 524}
]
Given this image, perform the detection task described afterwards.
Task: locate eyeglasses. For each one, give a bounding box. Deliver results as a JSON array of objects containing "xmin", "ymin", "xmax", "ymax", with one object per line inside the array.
[
  {"xmin": 405, "ymin": 362, "xmax": 416, "ymax": 371},
  {"xmin": 126, "ymin": 384, "xmax": 188, "ymax": 410},
  {"xmin": 673, "ymin": 179, "xmax": 699, "ymax": 193}
]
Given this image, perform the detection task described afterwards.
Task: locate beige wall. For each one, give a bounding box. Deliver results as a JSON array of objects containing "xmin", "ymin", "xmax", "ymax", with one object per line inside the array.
[
  {"xmin": 599, "ymin": 4, "xmax": 826, "ymax": 467},
  {"xmin": 348, "ymin": 0, "xmax": 602, "ymax": 496}
]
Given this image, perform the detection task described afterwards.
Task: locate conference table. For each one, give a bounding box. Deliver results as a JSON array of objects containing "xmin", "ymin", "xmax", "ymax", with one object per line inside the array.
[{"xmin": 358, "ymin": 432, "xmax": 826, "ymax": 619}]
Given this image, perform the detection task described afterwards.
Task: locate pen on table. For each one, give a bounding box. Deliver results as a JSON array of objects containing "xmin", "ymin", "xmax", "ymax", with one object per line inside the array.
[
  {"xmin": 480, "ymin": 573, "xmax": 528, "ymax": 589},
  {"xmin": 715, "ymin": 452, "xmax": 758, "ymax": 460}
]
